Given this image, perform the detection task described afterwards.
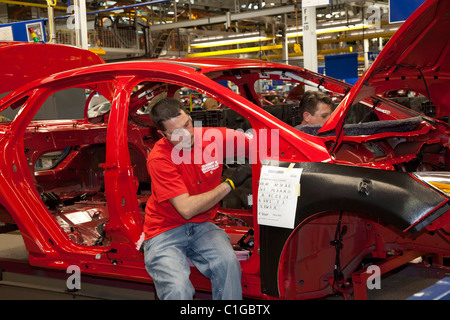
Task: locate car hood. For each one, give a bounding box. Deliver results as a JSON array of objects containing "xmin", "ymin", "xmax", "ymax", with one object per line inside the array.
[
  {"xmin": 320, "ymin": 0, "xmax": 450, "ymax": 139},
  {"xmin": 0, "ymin": 42, "xmax": 105, "ymax": 96}
]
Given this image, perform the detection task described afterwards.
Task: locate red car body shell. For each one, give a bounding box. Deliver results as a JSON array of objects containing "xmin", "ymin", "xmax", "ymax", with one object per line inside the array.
[{"xmin": 0, "ymin": 0, "xmax": 449, "ymax": 300}]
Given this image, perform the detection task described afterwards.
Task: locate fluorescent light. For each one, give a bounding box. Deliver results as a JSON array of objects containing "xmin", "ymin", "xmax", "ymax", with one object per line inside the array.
[
  {"xmin": 286, "ymin": 23, "xmax": 367, "ymax": 38},
  {"xmin": 191, "ymin": 35, "xmax": 271, "ymax": 48},
  {"xmin": 191, "ymin": 31, "xmax": 271, "ymax": 48}
]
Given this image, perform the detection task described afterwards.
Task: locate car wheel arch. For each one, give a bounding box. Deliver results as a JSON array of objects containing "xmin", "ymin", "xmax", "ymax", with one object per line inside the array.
[
  {"xmin": 258, "ymin": 161, "xmax": 448, "ymax": 298},
  {"xmin": 275, "ymin": 209, "xmax": 395, "ymax": 299}
]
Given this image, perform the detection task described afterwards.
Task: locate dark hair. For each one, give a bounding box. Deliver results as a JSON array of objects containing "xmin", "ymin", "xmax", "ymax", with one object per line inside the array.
[
  {"xmin": 150, "ymin": 98, "xmax": 187, "ymax": 131},
  {"xmin": 298, "ymin": 91, "xmax": 333, "ymax": 121}
]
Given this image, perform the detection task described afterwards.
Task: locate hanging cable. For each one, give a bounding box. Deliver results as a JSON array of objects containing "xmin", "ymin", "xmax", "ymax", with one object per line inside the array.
[
  {"xmin": 293, "ymin": 0, "xmax": 301, "ymax": 54},
  {"xmin": 46, "ymin": 0, "xmax": 57, "ymax": 43},
  {"xmin": 416, "ymin": 66, "xmax": 431, "ymax": 101},
  {"xmin": 330, "ymin": 210, "xmax": 347, "ymax": 293},
  {"xmin": 295, "ymin": 0, "xmax": 299, "ymax": 44}
]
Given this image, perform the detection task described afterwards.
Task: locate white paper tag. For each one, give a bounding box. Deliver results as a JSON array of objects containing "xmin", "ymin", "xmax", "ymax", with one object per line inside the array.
[{"xmin": 257, "ymin": 164, "xmax": 302, "ymax": 229}]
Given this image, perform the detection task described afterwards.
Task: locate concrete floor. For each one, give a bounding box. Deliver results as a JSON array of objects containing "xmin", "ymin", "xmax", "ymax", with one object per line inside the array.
[
  {"xmin": 367, "ymin": 270, "xmax": 441, "ymax": 300},
  {"xmin": 0, "ymin": 232, "xmax": 28, "ymax": 260},
  {"xmin": 0, "ymin": 231, "xmax": 446, "ymax": 300}
]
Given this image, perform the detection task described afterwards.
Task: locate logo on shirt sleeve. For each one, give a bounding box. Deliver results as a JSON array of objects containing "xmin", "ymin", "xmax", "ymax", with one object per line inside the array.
[{"xmin": 201, "ymin": 160, "xmax": 219, "ymax": 174}]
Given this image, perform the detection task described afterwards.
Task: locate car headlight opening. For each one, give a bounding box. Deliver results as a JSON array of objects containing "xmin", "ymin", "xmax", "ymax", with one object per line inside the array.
[{"xmin": 413, "ymin": 172, "xmax": 450, "ymax": 197}]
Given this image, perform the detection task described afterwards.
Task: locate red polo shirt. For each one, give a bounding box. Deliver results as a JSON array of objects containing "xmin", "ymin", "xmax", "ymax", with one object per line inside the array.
[{"xmin": 143, "ymin": 127, "xmax": 247, "ymax": 240}]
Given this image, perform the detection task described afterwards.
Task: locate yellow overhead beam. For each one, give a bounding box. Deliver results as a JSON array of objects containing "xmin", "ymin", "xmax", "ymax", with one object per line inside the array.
[
  {"xmin": 0, "ymin": 0, "xmax": 67, "ymax": 10},
  {"xmin": 185, "ymin": 44, "xmax": 283, "ymax": 57},
  {"xmin": 191, "ymin": 36, "xmax": 273, "ymax": 49},
  {"xmin": 188, "ymin": 30, "xmax": 394, "ymax": 52},
  {"xmin": 318, "ymin": 31, "xmax": 395, "ymax": 44},
  {"xmin": 190, "ymin": 26, "xmax": 371, "ymax": 50},
  {"xmin": 187, "ymin": 44, "xmax": 357, "ymax": 59}
]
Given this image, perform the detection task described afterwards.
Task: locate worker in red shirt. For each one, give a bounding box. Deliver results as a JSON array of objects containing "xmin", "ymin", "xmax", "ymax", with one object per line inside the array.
[{"xmin": 143, "ymin": 98, "xmax": 251, "ymax": 300}]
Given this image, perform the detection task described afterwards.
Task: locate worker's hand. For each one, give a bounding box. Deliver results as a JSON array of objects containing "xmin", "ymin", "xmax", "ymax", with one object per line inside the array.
[{"xmin": 229, "ymin": 165, "xmax": 252, "ymax": 188}]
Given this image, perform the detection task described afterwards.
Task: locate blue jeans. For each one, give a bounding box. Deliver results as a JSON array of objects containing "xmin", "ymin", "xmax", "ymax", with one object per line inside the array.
[{"xmin": 144, "ymin": 222, "xmax": 242, "ymax": 300}]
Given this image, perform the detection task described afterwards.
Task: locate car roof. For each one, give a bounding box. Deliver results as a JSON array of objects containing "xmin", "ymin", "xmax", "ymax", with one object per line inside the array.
[{"xmin": 0, "ymin": 56, "xmax": 325, "ymax": 102}]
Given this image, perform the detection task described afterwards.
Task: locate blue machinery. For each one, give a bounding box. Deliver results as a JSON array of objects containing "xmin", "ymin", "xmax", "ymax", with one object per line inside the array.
[{"xmin": 0, "ymin": 19, "xmax": 47, "ymax": 42}]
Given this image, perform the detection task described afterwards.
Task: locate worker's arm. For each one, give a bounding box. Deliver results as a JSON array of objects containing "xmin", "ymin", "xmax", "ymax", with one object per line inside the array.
[
  {"xmin": 170, "ymin": 182, "xmax": 231, "ymax": 220},
  {"xmin": 170, "ymin": 165, "xmax": 252, "ymax": 220}
]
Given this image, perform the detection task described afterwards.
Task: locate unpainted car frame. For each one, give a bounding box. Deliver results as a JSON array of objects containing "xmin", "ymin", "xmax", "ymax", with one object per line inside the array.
[{"xmin": 0, "ymin": 0, "xmax": 449, "ymax": 299}]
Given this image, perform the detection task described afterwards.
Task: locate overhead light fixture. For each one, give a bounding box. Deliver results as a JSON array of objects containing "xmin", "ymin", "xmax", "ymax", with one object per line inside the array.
[
  {"xmin": 286, "ymin": 23, "xmax": 367, "ymax": 38},
  {"xmin": 190, "ymin": 23, "xmax": 376, "ymax": 50},
  {"xmin": 191, "ymin": 32, "xmax": 271, "ymax": 48}
]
